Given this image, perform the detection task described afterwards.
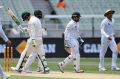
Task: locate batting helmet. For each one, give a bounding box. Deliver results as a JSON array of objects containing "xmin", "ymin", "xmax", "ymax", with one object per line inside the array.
[
  {"xmin": 104, "ymin": 9, "xmax": 115, "ymax": 17},
  {"xmin": 21, "ymin": 12, "xmax": 30, "ymax": 21},
  {"xmin": 34, "ymin": 10, "xmax": 42, "ymax": 19}
]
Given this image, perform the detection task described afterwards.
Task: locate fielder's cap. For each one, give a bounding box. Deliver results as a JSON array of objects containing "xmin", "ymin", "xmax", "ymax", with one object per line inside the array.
[
  {"xmin": 104, "ymin": 9, "xmax": 115, "ymax": 16},
  {"xmin": 21, "ymin": 12, "xmax": 30, "ymax": 21},
  {"xmin": 72, "ymin": 12, "xmax": 81, "ymax": 17}
]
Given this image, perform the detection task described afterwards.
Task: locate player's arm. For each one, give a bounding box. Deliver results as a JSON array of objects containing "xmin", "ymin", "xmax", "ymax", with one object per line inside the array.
[
  {"xmin": 101, "ymin": 24, "xmax": 109, "ymax": 37},
  {"xmin": 0, "ymin": 25, "xmax": 8, "ymax": 42},
  {"xmin": 101, "ymin": 22, "xmax": 112, "ymax": 40},
  {"xmin": 0, "ymin": 24, "xmax": 11, "ymax": 46},
  {"xmin": 64, "ymin": 22, "xmax": 74, "ymax": 40}
]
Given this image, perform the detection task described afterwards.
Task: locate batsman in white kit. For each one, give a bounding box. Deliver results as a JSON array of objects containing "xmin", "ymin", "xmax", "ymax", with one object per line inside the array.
[
  {"xmin": 58, "ymin": 12, "xmax": 84, "ymax": 73},
  {"xmin": 0, "ymin": 18, "xmax": 11, "ymax": 79},
  {"xmin": 11, "ymin": 12, "xmax": 49, "ymax": 73},
  {"xmin": 22, "ymin": 10, "xmax": 49, "ymax": 73},
  {"xmin": 99, "ymin": 9, "xmax": 120, "ymax": 71}
]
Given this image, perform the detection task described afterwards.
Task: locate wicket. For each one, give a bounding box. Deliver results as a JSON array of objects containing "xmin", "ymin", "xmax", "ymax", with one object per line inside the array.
[{"xmin": 4, "ymin": 46, "xmax": 13, "ymax": 72}]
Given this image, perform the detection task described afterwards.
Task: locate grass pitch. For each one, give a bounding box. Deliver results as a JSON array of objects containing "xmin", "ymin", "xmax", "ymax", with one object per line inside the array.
[{"xmin": 0, "ymin": 58, "xmax": 120, "ymax": 79}]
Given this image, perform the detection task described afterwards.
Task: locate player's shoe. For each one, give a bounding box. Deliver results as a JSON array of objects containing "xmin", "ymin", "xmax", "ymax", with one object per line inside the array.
[
  {"xmin": 44, "ymin": 67, "xmax": 50, "ymax": 74},
  {"xmin": 74, "ymin": 69, "xmax": 84, "ymax": 73},
  {"xmin": 111, "ymin": 66, "xmax": 120, "ymax": 71},
  {"xmin": 39, "ymin": 67, "xmax": 50, "ymax": 74},
  {"xmin": 36, "ymin": 67, "xmax": 42, "ymax": 72},
  {"xmin": 11, "ymin": 67, "xmax": 16, "ymax": 71},
  {"xmin": 99, "ymin": 67, "xmax": 107, "ymax": 71},
  {"xmin": 22, "ymin": 69, "xmax": 32, "ymax": 73},
  {"xmin": 11, "ymin": 67, "xmax": 22, "ymax": 73},
  {"xmin": 58, "ymin": 63, "xmax": 64, "ymax": 73},
  {"xmin": 22, "ymin": 68, "xmax": 32, "ymax": 73}
]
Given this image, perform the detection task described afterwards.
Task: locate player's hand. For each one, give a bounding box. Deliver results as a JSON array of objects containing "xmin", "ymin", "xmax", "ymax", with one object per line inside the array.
[
  {"xmin": 108, "ymin": 35, "xmax": 112, "ymax": 40},
  {"xmin": 31, "ymin": 39, "xmax": 36, "ymax": 47},
  {"xmin": 6, "ymin": 40, "xmax": 12, "ymax": 46},
  {"xmin": 22, "ymin": 28, "xmax": 29, "ymax": 33},
  {"xmin": 77, "ymin": 37, "xmax": 84, "ymax": 45}
]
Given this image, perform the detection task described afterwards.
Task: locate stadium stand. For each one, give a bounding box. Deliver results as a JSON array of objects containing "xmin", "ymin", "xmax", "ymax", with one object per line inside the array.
[
  {"xmin": 0, "ymin": 0, "xmax": 120, "ymax": 37},
  {"xmin": 30, "ymin": 0, "xmax": 64, "ymax": 37},
  {"xmin": 0, "ymin": 0, "xmax": 34, "ymax": 37},
  {"xmin": 30, "ymin": 0, "xmax": 52, "ymax": 14},
  {"xmin": 49, "ymin": 0, "xmax": 120, "ymax": 15},
  {"xmin": 49, "ymin": 0, "xmax": 120, "ymax": 37},
  {"xmin": 1, "ymin": 0, "xmax": 34, "ymax": 22}
]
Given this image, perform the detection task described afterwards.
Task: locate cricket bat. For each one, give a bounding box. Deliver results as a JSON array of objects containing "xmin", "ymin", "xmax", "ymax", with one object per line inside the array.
[
  {"xmin": 7, "ymin": 8, "xmax": 24, "ymax": 32},
  {"xmin": 7, "ymin": 8, "xmax": 20, "ymax": 25}
]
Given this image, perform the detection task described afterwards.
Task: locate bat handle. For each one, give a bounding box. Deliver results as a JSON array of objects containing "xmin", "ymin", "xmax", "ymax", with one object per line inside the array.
[{"xmin": 18, "ymin": 25, "xmax": 26, "ymax": 33}]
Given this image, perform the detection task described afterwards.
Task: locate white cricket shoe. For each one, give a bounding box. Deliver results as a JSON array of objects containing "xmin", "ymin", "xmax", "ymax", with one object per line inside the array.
[
  {"xmin": 11, "ymin": 67, "xmax": 22, "ymax": 73},
  {"xmin": 45, "ymin": 67, "xmax": 50, "ymax": 73},
  {"xmin": 22, "ymin": 69, "xmax": 32, "ymax": 73},
  {"xmin": 39, "ymin": 67, "xmax": 50, "ymax": 74},
  {"xmin": 58, "ymin": 63, "xmax": 64, "ymax": 73},
  {"xmin": 11, "ymin": 67, "xmax": 17, "ymax": 71},
  {"xmin": 74, "ymin": 70, "xmax": 84, "ymax": 73},
  {"xmin": 22, "ymin": 68, "xmax": 32, "ymax": 73},
  {"xmin": 99, "ymin": 67, "xmax": 107, "ymax": 71},
  {"xmin": 111, "ymin": 66, "xmax": 120, "ymax": 71}
]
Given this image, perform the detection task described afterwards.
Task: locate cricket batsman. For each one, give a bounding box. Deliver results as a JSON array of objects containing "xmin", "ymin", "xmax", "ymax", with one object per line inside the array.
[
  {"xmin": 11, "ymin": 12, "xmax": 49, "ymax": 73},
  {"xmin": 99, "ymin": 9, "xmax": 120, "ymax": 71},
  {"xmin": 58, "ymin": 12, "xmax": 84, "ymax": 73},
  {"xmin": 22, "ymin": 10, "xmax": 49, "ymax": 73}
]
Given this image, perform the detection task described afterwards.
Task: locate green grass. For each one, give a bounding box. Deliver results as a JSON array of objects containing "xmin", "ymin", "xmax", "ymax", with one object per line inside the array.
[
  {"xmin": 1, "ymin": 58, "xmax": 120, "ymax": 79},
  {"xmin": 0, "ymin": 76, "xmax": 73, "ymax": 79},
  {"xmin": 47, "ymin": 58, "xmax": 120, "ymax": 74},
  {"xmin": 8, "ymin": 76, "xmax": 73, "ymax": 79}
]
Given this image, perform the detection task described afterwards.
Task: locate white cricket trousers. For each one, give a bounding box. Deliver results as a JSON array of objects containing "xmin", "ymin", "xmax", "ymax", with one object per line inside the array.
[
  {"xmin": 99, "ymin": 37, "xmax": 118, "ymax": 68},
  {"xmin": 16, "ymin": 38, "xmax": 43, "ymax": 70},
  {"xmin": 62, "ymin": 38, "xmax": 80, "ymax": 71},
  {"xmin": 23, "ymin": 44, "xmax": 46, "ymax": 71}
]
